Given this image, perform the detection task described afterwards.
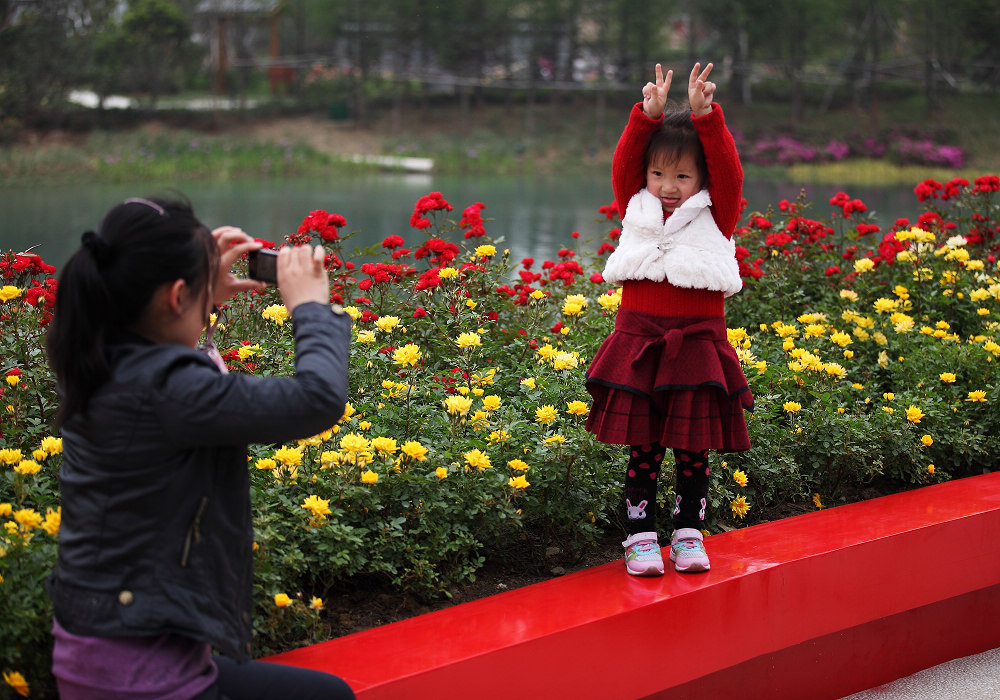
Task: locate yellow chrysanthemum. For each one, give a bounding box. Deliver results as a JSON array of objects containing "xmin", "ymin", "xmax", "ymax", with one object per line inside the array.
[
  {"xmin": 371, "ymin": 436, "xmax": 398, "ymax": 455},
  {"xmin": 489, "ymin": 430, "xmax": 510, "ymax": 444},
  {"xmin": 361, "ymin": 470, "xmax": 379, "ymax": 484},
  {"xmin": 401, "ymin": 441, "xmax": 429, "ymax": 462},
  {"xmin": 732, "ymin": 470, "xmax": 748, "ymax": 487},
  {"xmin": 255, "ymin": 458, "xmax": 277, "ymax": 471},
  {"xmin": 261, "ymin": 304, "xmax": 289, "ymax": 325},
  {"xmin": 967, "ymin": 390, "xmax": 988, "ymax": 402},
  {"xmin": 921, "ymin": 434, "xmax": 934, "ymax": 446},
  {"xmin": 310, "ymin": 597, "xmax": 324, "ymax": 610},
  {"xmin": 40, "ymin": 436, "xmax": 62, "ymax": 455},
  {"xmin": 481, "ymin": 395, "xmax": 501, "ymax": 412},
  {"xmin": 782, "ymin": 401, "xmax": 802, "ymax": 413},
  {"xmin": 507, "ymin": 459, "xmax": 529, "ymax": 472},
  {"xmin": 598, "ymin": 289, "xmax": 622, "ymax": 311},
  {"xmin": 535, "ymin": 404, "xmax": 558, "ymax": 424},
  {"xmin": 0, "ymin": 449, "xmax": 23, "ymax": 465},
  {"xmin": 375, "ymin": 316, "xmax": 401, "ymax": 332},
  {"xmin": 392, "ymin": 343, "xmax": 422, "ymax": 367},
  {"xmin": 444, "ymin": 395, "xmax": 473, "ymax": 416},
  {"xmin": 939, "ymin": 372, "xmax": 957, "ymax": 383},
  {"xmin": 552, "ymin": 352, "xmax": 579, "ymax": 370},
  {"xmin": 435, "ymin": 467, "xmax": 448, "ymax": 479},
  {"xmin": 14, "ymin": 508, "xmax": 43, "ymax": 530},
  {"xmin": 274, "ymin": 593, "xmax": 292, "ymax": 607},
  {"xmin": 464, "ymin": 449, "xmax": 492, "ymax": 471},
  {"xmin": 437, "ymin": 267, "xmax": 460, "ymax": 279},
  {"xmin": 272, "ymin": 446, "xmax": 304, "ymax": 466},
  {"xmin": 356, "ymin": 330, "xmax": 377, "ymax": 344},
  {"xmin": 41, "ymin": 507, "xmax": 61, "ymax": 536},
  {"xmin": 0, "ymin": 286, "xmax": 23, "ymax": 303},
  {"xmin": 872, "ymin": 297, "xmax": 899, "ymax": 314},
  {"xmin": 13, "ymin": 460, "xmax": 40, "ymax": 476},
  {"xmin": 731, "ymin": 495, "xmax": 750, "ymax": 518},
  {"xmin": 905, "ymin": 405, "xmax": 925, "ymax": 423},
  {"xmin": 853, "ymin": 258, "xmax": 875, "ymax": 273},
  {"xmin": 237, "ymin": 344, "xmax": 260, "ymax": 361},
  {"xmin": 508, "ymin": 475, "xmax": 530, "ymax": 489},
  {"xmin": 830, "ymin": 331, "xmax": 853, "ymax": 347},
  {"xmin": 456, "ymin": 332, "xmax": 482, "ymax": 349},
  {"xmin": 474, "ymin": 244, "xmax": 497, "ymax": 258},
  {"xmin": 301, "ymin": 494, "xmax": 331, "ymax": 521},
  {"xmin": 339, "ymin": 432, "xmax": 371, "ymax": 454},
  {"xmin": 813, "ymin": 493, "xmax": 825, "ymax": 509},
  {"xmin": 566, "ymin": 400, "xmax": 589, "ymax": 416},
  {"xmin": 3, "ymin": 670, "xmax": 29, "ymax": 697}
]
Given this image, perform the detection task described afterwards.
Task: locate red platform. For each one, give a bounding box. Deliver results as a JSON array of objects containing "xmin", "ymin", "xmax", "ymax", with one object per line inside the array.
[{"xmin": 265, "ymin": 472, "xmax": 1000, "ymax": 699}]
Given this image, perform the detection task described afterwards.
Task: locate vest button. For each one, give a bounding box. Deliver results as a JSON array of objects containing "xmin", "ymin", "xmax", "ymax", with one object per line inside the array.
[{"xmin": 118, "ymin": 590, "xmax": 134, "ymax": 606}]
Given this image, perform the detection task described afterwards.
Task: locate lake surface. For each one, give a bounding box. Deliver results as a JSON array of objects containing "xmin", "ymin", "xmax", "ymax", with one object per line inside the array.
[{"xmin": 0, "ymin": 173, "xmax": 921, "ymax": 271}]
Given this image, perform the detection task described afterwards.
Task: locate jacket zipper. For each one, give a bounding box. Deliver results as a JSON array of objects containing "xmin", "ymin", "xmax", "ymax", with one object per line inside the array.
[{"xmin": 180, "ymin": 496, "xmax": 209, "ymax": 567}]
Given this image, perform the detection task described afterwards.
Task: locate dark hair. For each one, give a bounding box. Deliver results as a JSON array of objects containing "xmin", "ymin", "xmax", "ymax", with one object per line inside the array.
[
  {"xmin": 46, "ymin": 196, "xmax": 217, "ymax": 426},
  {"xmin": 645, "ymin": 107, "xmax": 709, "ymax": 188}
]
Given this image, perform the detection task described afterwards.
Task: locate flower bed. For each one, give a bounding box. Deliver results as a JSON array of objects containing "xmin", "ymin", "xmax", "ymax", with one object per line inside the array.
[{"xmin": 1, "ymin": 175, "xmax": 998, "ymax": 697}]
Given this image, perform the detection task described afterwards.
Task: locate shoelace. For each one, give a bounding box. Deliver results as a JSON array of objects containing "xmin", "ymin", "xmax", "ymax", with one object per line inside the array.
[
  {"xmin": 676, "ymin": 538, "xmax": 701, "ymax": 550},
  {"xmin": 632, "ymin": 542, "xmax": 658, "ymax": 554}
]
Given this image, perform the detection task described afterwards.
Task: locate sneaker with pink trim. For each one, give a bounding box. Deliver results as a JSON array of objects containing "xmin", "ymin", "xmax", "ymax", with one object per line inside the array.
[
  {"xmin": 670, "ymin": 528, "xmax": 711, "ymax": 572},
  {"xmin": 622, "ymin": 531, "xmax": 664, "ymax": 576}
]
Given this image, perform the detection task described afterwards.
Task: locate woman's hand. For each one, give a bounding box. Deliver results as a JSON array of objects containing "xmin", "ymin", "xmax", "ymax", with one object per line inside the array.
[
  {"xmin": 210, "ymin": 226, "xmax": 266, "ymax": 305},
  {"xmin": 277, "ymin": 244, "xmax": 330, "ymax": 314},
  {"xmin": 642, "ymin": 63, "xmax": 673, "ymax": 119}
]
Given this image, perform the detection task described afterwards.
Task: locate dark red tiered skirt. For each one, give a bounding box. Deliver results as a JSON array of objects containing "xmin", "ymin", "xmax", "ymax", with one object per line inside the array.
[{"xmin": 585, "ymin": 307, "xmax": 753, "ymax": 451}]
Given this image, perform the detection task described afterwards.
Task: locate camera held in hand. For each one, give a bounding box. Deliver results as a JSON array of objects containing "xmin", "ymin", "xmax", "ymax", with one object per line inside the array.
[{"xmin": 247, "ymin": 249, "xmax": 278, "ymax": 284}]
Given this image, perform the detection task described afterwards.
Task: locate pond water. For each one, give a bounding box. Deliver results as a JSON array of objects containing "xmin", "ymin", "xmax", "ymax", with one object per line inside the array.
[{"xmin": 0, "ymin": 173, "xmax": 920, "ymax": 271}]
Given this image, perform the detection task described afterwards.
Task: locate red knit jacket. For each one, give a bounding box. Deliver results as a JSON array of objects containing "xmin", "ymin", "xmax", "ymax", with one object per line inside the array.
[{"xmin": 612, "ymin": 102, "xmax": 743, "ymax": 316}]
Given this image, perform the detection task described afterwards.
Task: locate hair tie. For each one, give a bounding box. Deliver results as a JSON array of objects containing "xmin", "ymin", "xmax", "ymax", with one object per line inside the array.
[{"xmin": 81, "ymin": 230, "xmax": 112, "ymax": 266}]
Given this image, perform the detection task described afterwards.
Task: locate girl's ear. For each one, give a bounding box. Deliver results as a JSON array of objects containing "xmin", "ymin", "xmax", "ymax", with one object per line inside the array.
[{"xmin": 164, "ymin": 279, "xmax": 188, "ymax": 317}]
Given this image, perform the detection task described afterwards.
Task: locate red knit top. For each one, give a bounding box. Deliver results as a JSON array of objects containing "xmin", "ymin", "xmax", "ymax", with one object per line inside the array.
[{"xmin": 612, "ymin": 102, "xmax": 743, "ymax": 317}]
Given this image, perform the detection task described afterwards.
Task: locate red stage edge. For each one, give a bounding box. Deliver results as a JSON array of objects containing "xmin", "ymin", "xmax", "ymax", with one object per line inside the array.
[{"xmin": 264, "ymin": 472, "xmax": 1000, "ymax": 700}]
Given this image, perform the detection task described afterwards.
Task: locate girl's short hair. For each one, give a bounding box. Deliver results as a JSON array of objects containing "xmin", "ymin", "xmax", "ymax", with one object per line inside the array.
[
  {"xmin": 645, "ymin": 108, "xmax": 709, "ymax": 187},
  {"xmin": 46, "ymin": 196, "xmax": 217, "ymax": 425}
]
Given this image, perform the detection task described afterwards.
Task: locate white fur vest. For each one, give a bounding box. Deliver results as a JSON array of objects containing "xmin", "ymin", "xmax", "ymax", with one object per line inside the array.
[{"xmin": 601, "ymin": 188, "xmax": 743, "ymax": 297}]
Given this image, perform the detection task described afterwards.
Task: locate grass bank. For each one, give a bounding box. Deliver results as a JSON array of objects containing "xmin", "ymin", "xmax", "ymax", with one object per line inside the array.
[{"xmin": 1, "ymin": 91, "xmax": 997, "ymax": 186}]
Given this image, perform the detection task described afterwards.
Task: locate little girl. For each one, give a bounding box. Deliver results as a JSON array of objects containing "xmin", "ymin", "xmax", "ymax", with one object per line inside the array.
[
  {"xmin": 586, "ymin": 63, "xmax": 752, "ymax": 575},
  {"xmin": 45, "ymin": 197, "xmax": 355, "ymax": 698}
]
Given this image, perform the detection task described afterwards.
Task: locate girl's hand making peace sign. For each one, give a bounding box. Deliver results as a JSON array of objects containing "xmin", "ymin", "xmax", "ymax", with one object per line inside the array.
[
  {"xmin": 689, "ymin": 62, "xmax": 716, "ymax": 117},
  {"xmin": 642, "ymin": 63, "xmax": 673, "ymax": 119}
]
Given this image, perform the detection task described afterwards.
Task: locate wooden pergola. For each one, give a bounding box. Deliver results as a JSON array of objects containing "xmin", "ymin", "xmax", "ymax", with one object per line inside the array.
[{"xmin": 195, "ymin": 0, "xmax": 286, "ymax": 95}]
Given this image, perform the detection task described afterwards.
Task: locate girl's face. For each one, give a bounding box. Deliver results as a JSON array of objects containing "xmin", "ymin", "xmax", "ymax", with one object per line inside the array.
[
  {"xmin": 176, "ymin": 282, "xmax": 214, "ymax": 348},
  {"xmin": 646, "ymin": 151, "xmax": 703, "ymax": 214}
]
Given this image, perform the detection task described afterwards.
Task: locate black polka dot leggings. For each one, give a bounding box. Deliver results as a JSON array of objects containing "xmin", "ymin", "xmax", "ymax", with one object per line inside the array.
[{"xmin": 624, "ymin": 444, "xmax": 710, "ymax": 535}]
